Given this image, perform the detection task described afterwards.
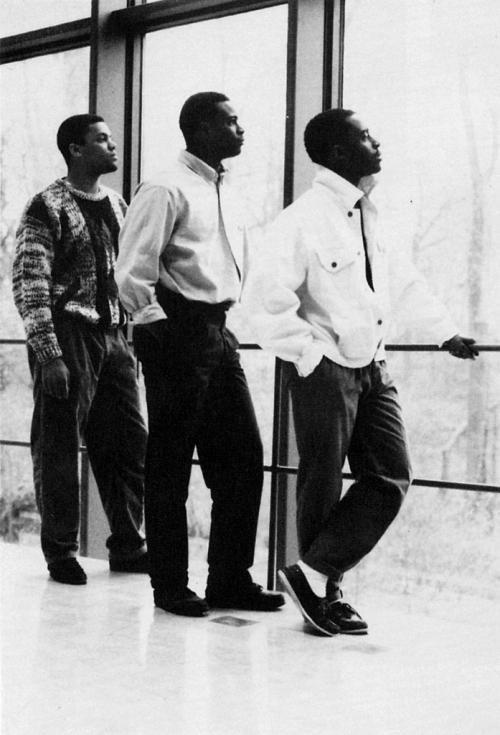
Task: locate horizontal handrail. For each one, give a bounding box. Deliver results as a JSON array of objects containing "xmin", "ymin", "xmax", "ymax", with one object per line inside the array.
[
  {"xmin": 2, "ymin": 338, "xmax": 499, "ymax": 350},
  {"xmin": 2, "ymin": 340, "xmax": 499, "ymax": 494},
  {"xmin": 2, "ymin": 439, "xmax": 497, "ymax": 494}
]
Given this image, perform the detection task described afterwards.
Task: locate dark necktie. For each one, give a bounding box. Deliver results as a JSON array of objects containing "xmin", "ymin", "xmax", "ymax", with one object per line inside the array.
[{"xmin": 354, "ymin": 201, "xmax": 374, "ymax": 291}]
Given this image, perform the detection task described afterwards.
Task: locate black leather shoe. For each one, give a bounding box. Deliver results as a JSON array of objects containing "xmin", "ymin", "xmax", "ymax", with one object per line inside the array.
[
  {"xmin": 48, "ymin": 558, "xmax": 87, "ymax": 585},
  {"xmin": 279, "ymin": 565, "xmax": 340, "ymax": 636},
  {"xmin": 109, "ymin": 551, "xmax": 149, "ymax": 573},
  {"xmin": 206, "ymin": 582, "xmax": 285, "ymax": 611},
  {"xmin": 154, "ymin": 588, "xmax": 208, "ymax": 617},
  {"xmin": 324, "ymin": 596, "xmax": 368, "ymax": 635}
]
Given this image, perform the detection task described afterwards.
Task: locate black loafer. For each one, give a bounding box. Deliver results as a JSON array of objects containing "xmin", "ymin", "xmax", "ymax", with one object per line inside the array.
[
  {"xmin": 154, "ymin": 588, "xmax": 208, "ymax": 617},
  {"xmin": 324, "ymin": 597, "xmax": 368, "ymax": 635},
  {"xmin": 48, "ymin": 558, "xmax": 87, "ymax": 585},
  {"xmin": 206, "ymin": 582, "xmax": 285, "ymax": 611},
  {"xmin": 279, "ymin": 565, "xmax": 340, "ymax": 636}
]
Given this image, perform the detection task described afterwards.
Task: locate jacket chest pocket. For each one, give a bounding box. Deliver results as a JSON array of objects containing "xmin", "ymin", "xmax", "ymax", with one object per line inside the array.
[{"xmin": 314, "ymin": 245, "xmax": 359, "ymax": 275}]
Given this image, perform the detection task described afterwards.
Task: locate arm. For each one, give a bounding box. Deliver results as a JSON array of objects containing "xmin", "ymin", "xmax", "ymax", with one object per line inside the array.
[
  {"xmin": 245, "ymin": 216, "xmax": 324, "ymax": 376},
  {"xmin": 115, "ymin": 181, "xmax": 176, "ymax": 324},
  {"xmin": 387, "ymin": 245, "xmax": 477, "ymax": 358},
  {"xmin": 12, "ymin": 201, "xmax": 72, "ymax": 397}
]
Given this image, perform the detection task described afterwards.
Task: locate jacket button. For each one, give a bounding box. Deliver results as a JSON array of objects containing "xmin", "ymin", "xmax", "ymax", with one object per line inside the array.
[
  {"xmin": 348, "ymin": 211, "xmax": 353, "ymax": 217},
  {"xmin": 378, "ymin": 319, "xmax": 383, "ymax": 325},
  {"xmin": 331, "ymin": 262, "xmax": 337, "ymax": 268}
]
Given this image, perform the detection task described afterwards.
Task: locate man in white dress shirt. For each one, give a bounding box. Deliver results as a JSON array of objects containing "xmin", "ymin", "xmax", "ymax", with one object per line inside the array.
[
  {"xmin": 250, "ymin": 108, "xmax": 477, "ymax": 636},
  {"xmin": 116, "ymin": 92, "xmax": 284, "ymax": 617}
]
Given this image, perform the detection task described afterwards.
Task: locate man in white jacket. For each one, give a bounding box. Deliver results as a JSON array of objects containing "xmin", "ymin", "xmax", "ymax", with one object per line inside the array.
[{"xmin": 250, "ymin": 108, "xmax": 477, "ymax": 636}]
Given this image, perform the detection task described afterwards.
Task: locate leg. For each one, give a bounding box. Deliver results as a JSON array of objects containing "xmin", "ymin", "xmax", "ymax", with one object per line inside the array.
[
  {"xmin": 28, "ymin": 321, "xmax": 99, "ymax": 564},
  {"xmin": 83, "ymin": 329, "xmax": 147, "ymax": 558},
  {"xmin": 287, "ymin": 357, "xmax": 359, "ymax": 566},
  {"xmin": 132, "ymin": 324, "xmax": 200, "ymax": 592},
  {"xmin": 198, "ymin": 345, "xmax": 264, "ymax": 580},
  {"xmin": 200, "ymin": 340, "xmax": 283, "ymax": 610},
  {"xmin": 303, "ymin": 360, "xmax": 412, "ymax": 577}
]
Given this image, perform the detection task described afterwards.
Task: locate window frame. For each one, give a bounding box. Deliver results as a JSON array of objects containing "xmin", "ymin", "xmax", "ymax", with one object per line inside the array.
[{"xmin": 1, "ymin": 0, "xmax": 499, "ymax": 587}]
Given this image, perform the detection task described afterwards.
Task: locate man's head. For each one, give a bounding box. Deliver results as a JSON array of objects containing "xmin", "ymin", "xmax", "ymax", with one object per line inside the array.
[
  {"xmin": 179, "ymin": 92, "xmax": 244, "ymax": 164},
  {"xmin": 57, "ymin": 114, "xmax": 118, "ymax": 175},
  {"xmin": 304, "ymin": 109, "xmax": 381, "ymax": 184}
]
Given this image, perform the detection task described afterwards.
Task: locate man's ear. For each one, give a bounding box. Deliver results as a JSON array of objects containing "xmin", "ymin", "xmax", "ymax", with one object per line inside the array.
[
  {"xmin": 68, "ymin": 143, "xmax": 82, "ymax": 159},
  {"xmin": 331, "ymin": 143, "xmax": 348, "ymax": 162}
]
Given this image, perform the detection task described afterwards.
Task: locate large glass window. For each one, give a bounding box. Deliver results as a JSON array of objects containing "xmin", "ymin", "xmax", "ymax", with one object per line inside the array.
[
  {"xmin": 140, "ymin": 6, "xmax": 288, "ymax": 583},
  {"xmin": 344, "ymin": 0, "xmax": 499, "ymax": 486},
  {"xmin": 0, "ymin": 0, "xmax": 90, "ymax": 37},
  {"xmin": 0, "ymin": 48, "xmax": 90, "ymax": 545},
  {"xmin": 343, "ymin": 0, "xmax": 500, "ymax": 614}
]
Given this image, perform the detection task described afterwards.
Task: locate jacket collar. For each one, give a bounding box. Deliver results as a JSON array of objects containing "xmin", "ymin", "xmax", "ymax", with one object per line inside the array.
[{"xmin": 313, "ymin": 165, "xmax": 378, "ymax": 208}]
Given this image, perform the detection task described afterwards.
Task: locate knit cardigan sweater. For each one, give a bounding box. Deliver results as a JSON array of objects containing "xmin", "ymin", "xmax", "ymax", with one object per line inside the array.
[{"xmin": 12, "ymin": 179, "xmax": 127, "ymax": 365}]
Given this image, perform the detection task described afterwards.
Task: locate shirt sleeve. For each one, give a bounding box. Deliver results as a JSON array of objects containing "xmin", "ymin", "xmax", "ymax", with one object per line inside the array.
[
  {"xmin": 245, "ymin": 214, "xmax": 324, "ymax": 376},
  {"xmin": 387, "ymin": 245, "xmax": 459, "ymax": 345},
  {"xmin": 115, "ymin": 181, "xmax": 176, "ymax": 323},
  {"xmin": 12, "ymin": 200, "xmax": 63, "ymax": 364}
]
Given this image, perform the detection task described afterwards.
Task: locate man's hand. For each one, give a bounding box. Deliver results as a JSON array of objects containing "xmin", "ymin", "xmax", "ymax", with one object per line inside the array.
[
  {"xmin": 442, "ymin": 335, "xmax": 479, "ymax": 360},
  {"xmin": 42, "ymin": 357, "xmax": 71, "ymax": 399}
]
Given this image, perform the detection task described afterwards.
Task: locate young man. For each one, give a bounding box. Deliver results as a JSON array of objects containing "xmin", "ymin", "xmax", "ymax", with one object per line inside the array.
[
  {"xmin": 13, "ymin": 114, "xmax": 148, "ymax": 585},
  {"xmin": 249, "ymin": 109, "xmax": 477, "ymax": 636},
  {"xmin": 116, "ymin": 92, "xmax": 284, "ymax": 617}
]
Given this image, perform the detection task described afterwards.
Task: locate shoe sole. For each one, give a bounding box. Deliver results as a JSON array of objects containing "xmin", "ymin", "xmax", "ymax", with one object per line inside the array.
[{"xmin": 278, "ymin": 570, "xmax": 338, "ymax": 637}]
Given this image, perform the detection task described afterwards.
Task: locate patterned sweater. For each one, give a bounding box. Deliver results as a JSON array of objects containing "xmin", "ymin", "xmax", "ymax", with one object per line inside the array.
[{"xmin": 12, "ymin": 179, "xmax": 127, "ymax": 364}]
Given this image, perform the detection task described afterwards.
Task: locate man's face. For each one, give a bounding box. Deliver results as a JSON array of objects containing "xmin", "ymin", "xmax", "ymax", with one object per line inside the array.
[
  {"xmin": 343, "ymin": 114, "xmax": 382, "ymax": 178},
  {"xmin": 72, "ymin": 122, "xmax": 118, "ymax": 175},
  {"xmin": 205, "ymin": 101, "xmax": 245, "ymax": 160}
]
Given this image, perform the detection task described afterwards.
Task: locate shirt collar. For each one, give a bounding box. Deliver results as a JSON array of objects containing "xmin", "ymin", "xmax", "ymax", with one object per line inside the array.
[
  {"xmin": 313, "ymin": 165, "xmax": 378, "ymax": 209},
  {"xmin": 179, "ymin": 150, "xmax": 226, "ymax": 184}
]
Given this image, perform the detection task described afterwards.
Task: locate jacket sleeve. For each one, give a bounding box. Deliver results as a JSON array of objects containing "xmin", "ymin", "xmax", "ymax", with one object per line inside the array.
[
  {"xmin": 115, "ymin": 181, "xmax": 176, "ymax": 324},
  {"xmin": 244, "ymin": 213, "xmax": 325, "ymax": 376},
  {"xmin": 12, "ymin": 199, "xmax": 63, "ymax": 364},
  {"xmin": 387, "ymin": 244, "xmax": 459, "ymax": 345}
]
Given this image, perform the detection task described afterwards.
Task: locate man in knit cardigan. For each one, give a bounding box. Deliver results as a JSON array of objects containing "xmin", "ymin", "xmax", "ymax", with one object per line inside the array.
[{"xmin": 12, "ymin": 114, "xmax": 148, "ymax": 585}]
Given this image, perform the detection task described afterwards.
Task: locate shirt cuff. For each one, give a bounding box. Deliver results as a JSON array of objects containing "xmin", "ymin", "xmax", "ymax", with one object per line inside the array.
[
  {"xmin": 296, "ymin": 342, "xmax": 325, "ymax": 378},
  {"xmin": 130, "ymin": 302, "xmax": 167, "ymax": 324}
]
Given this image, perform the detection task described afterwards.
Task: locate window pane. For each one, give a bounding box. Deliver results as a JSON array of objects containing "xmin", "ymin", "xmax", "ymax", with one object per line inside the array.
[
  {"xmin": 0, "ymin": 0, "xmax": 90, "ymax": 37},
  {"xmin": 344, "ymin": 0, "xmax": 500, "ymax": 487},
  {"xmin": 1, "ymin": 48, "xmax": 90, "ymax": 337},
  {"xmin": 142, "ymin": 6, "xmax": 287, "ymax": 242},
  {"xmin": 1, "ymin": 48, "xmax": 89, "ymax": 546},
  {"xmin": 350, "ymin": 485, "xmax": 500, "ymax": 624},
  {"xmin": 343, "ymin": 0, "xmax": 499, "ymax": 614}
]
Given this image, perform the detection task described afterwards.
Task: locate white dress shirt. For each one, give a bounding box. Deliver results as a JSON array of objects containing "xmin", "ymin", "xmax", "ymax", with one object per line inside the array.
[
  {"xmin": 248, "ymin": 166, "xmax": 458, "ymax": 376},
  {"xmin": 115, "ymin": 151, "xmax": 246, "ymax": 324}
]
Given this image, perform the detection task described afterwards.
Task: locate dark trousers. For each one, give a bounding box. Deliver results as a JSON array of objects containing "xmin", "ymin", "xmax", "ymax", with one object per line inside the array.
[
  {"xmin": 29, "ymin": 317, "xmax": 147, "ymax": 563},
  {"xmin": 133, "ymin": 292, "xmax": 263, "ymax": 593},
  {"xmin": 286, "ymin": 357, "xmax": 412, "ymax": 580}
]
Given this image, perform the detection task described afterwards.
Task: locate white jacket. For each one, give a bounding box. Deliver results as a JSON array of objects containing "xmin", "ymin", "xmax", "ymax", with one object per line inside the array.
[{"xmin": 248, "ymin": 166, "xmax": 458, "ymax": 376}]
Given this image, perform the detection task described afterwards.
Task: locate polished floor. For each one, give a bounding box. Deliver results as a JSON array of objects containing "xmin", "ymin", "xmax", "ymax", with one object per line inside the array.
[{"xmin": 1, "ymin": 542, "xmax": 499, "ymax": 735}]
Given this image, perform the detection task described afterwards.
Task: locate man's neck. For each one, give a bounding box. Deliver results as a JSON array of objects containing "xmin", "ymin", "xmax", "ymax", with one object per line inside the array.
[
  {"xmin": 65, "ymin": 171, "xmax": 101, "ymax": 195},
  {"xmin": 186, "ymin": 145, "xmax": 221, "ymax": 173}
]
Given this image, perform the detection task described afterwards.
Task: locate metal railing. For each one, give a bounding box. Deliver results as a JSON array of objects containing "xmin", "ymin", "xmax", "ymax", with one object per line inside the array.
[{"xmin": 1, "ymin": 339, "xmax": 499, "ymax": 572}]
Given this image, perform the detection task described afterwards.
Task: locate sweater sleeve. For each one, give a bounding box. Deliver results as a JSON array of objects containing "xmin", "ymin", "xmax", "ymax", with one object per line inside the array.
[{"xmin": 12, "ymin": 198, "xmax": 63, "ymax": 364}]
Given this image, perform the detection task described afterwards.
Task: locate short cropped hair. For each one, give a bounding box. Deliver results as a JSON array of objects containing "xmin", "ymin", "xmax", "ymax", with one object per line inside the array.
[
  {"xmin": 57, "ymin": 114, "xmax": 105, "ymax": 165},
  {"xmin": 304, "ymin": 109, "xmax": 355, "ymax": 166},
  {"xmin": 179, "ymin": 92, "xmax": 229, "ymax": 145}
]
